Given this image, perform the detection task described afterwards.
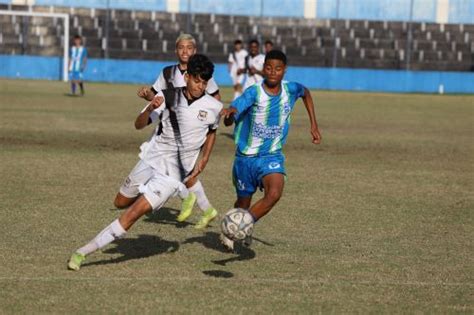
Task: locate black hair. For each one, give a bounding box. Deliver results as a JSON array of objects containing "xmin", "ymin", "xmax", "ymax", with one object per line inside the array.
[
  {"xmin": 265, "ymin": 40, "xmax": 273, "ymax": 46},
  {"xmin": 265, "ymin": 50, "xmax": 287, "ymax": 65},
  {"xmin": 249, "ymin": 39, "xmax": 259, "ymax": 46},
  {"xmin": 187, "ymin": 54, "xmax": 214, "ymax": 81},
  {"xmin": 234, "ymin": 39, "xmax": 243, "ymax": 45},
  {"xmin": 73, "ymin": 34, "xmax": 82, "ymax": 40}
]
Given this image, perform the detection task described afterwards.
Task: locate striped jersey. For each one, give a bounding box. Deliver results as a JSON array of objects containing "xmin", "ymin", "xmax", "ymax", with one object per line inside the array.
[
  {"xmin": 69, "ymin": 46, "xmax": 87, "ymax": 72},
  {"xmin": 231, "ymin": 81, "xmax": 305, "ymax": 156}
]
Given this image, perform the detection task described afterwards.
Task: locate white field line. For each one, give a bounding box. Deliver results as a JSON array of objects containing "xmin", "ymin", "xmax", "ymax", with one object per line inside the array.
[{"xmin": 0, "ymin": 276, "xmax": 472, "ymax": 287}]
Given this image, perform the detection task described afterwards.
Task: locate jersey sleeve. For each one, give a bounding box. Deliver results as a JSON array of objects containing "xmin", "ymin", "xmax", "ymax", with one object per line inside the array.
[
  {"xmin": 152, "ymin": 71, "xmax": 167, "ymax": 92},
  {"xmin": 206, "ymin": 77, "xmax": 219, "ymax": 95},
  {"xmin": 230, "ymin": 85, "xmax": 257, "ymax": 122},
  {"xmin": 210, "ymin": 102, "xmax": 223, "ymax": 130},
  {"xmin": 141, "ymin": 91, "xmax": 165, "ymax": 124},
  {"xmin": 288, "ymin": 82, "xmax": 306, "ymax": 99},
  {"xmin": 228, "ymin": 53, "xmax": 233, "ymax": 63}
]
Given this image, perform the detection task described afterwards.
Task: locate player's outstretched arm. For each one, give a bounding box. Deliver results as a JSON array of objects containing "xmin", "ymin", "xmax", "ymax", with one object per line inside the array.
[
  {"xmin": 134, "ymin": 96, "xmax": 164, "ymax": 130},
  {"xmin": 189, "ymin": 129, "xmax": 217, "ymax": 180},
  {"xmin": 302, "ymin": 88, "xmax": 322, "ymax": 144}
]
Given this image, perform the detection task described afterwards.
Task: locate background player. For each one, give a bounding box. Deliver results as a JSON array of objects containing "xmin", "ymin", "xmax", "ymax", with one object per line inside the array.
[
  {"xmin": 264, "ymin": 40, "xmax": 274, "ymax": 53},
  {"xmin": 133, "ymin": 34, "xmax": 220, "ymax": 227},
  {"xmin": 220, "ymin": 50, "xmax": 322, "ymax": 250},
  {"xmin": 68, "ymin": 54, "xmax": 223, "ymax": 270},
  {"xmin": 68, "ymin": 35, "xmax": 88, "ymax": 96},
  {"xmin": 243, "ymin": 39, "xmax": 265, "ymax": 90},
  {"xmin": 228, "ymin": 39, "xmax": 248, "ymax": 100}
]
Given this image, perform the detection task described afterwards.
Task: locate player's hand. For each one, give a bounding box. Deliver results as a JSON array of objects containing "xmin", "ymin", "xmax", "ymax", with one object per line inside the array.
[
  {"xmin": 137, "ymin": 87, "xmax": 154, "ymax": 101},
  {"xmin": 147, "ymin": 96, "xmax": 164, "ymax": 112},
  {"xmin": 220, "ymin": 107, "xmax": 237, "ymax": 119},
  {"xmin": 189, "ymin": 158, "xmax": 208, "ymax": 179},
  {"xmin": 311, "ymin": 126, "xmax": 322, "ymax": 144},
  {"xmin": 237, "ymin": 68, "xmax": 245, "ymax": 75}
]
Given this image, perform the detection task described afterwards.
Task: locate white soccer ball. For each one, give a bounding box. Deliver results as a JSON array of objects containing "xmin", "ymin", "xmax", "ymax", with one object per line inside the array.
[{"xmin": 221, "ymin": 208, "xmax": 254, "ymax": 241}]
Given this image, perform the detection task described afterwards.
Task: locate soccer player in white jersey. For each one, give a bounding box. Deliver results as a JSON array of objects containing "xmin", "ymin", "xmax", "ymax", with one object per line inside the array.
[
  {"xmin": 67, "ymin": 54, "xmax": 223, "ymax": 270},
  {"xmin": 220, "ymin": 50, "xmax": 322, "ymax": 250},
  {"xmin": 242, "ymin": 39, "xmax": 265, "ymax": 91},
  {"xmin": 130, "ymin": 34, "xmax": 220, "ymax": 228},
  {"xmin": 228, "ymin": 39, "xmax": 248, "ymax": 100},
  {"xmin": 68, "ymin": 35, "xmax": 88, "ymax": 96}
]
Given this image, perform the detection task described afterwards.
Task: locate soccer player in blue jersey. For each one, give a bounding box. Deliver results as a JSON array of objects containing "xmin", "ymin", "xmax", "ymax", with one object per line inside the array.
[
  {"xmin": 68, "ymin": 35, "xmax": 88, "ymax": 96},
  {"xmin": 220, "ymin": 50, "xmax": 322, "ymax": 250}
]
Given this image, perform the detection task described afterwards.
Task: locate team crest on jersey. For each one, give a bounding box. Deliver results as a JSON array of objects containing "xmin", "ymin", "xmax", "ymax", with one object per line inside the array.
[
  {"xmin": 198, "ymin": 110, "xmax": 208, "ymax": 121},
  {"xmin": 268, "ymin": 162, "xmax": 281, "ymax": 170}
]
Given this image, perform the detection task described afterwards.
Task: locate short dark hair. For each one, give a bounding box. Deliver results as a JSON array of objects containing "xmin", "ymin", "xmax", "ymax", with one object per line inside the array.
[
  {"xmin": 265, "ymin": 40, "xmax": 273, "ymax": 46},
  {"xmin": 234, "ymin": 39, "xmax": 243, "ymax": 45},
  {"xmin": 249, "ymin": 39, "xmax": 259, "ymax": 46},
  {"xmin": 73, "ymin": 35, "xmax": 82, "ymax": 40},
  {"xmin": 187, "ymin": 54, "xmax": 214, "ymax": 81},
  {"xmin": 265, "ymin": 50, "xmax": 287, "ymax": 65}
]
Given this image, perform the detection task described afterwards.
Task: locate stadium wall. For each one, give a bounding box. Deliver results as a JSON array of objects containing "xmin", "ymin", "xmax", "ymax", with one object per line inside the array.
[
  {"xmin": 1, "ymin": 54, "xmax": 473, "ymax": 94},
  {"xmin": 1, "ymin": 0, "xmax": 474, "ymax": 24}
]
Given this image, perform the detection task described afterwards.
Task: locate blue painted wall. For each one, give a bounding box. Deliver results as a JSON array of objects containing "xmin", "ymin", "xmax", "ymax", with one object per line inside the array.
[{"xmin": 1, "ymin": 54, "xmax": 473, "ymax": 94}]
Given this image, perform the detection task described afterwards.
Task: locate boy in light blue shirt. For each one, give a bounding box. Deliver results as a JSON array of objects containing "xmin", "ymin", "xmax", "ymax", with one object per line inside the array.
[{"xmin": 69, "ymin": 35, "xmax": 88, "ymax": 96}]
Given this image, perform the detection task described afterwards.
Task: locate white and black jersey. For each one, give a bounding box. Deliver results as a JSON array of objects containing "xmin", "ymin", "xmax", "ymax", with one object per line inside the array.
[
  {"xmin": 139, "ymin": 87, "xmax": 223, "ymax": 182},
  {"xmin": 243, "ymin": 53, "xmax": 265, "ymax": 90},
  {"xmin": 151, "ymin": 64, "xmax": 219, "ymax": 97}
]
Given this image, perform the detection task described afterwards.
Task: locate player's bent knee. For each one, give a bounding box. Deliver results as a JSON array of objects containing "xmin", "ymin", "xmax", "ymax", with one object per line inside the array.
[{"xmin": 113, "ymin": 194, "xmax": 134, "ymax": 209}]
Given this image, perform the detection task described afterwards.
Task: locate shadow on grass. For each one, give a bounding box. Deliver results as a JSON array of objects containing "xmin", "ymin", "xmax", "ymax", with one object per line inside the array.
[
  {"xmin": 82, "ymin": 234, "xmax": 179, "ymax": 267},
  {"xmin": 143, "ymin": 207, "xmax": 193, "ymax": 228},
  {"xmin": 182, "ymin": 232, "xmax": 256, "ymax": 266},
  {"xmin": 202, "ymin": 270, "xmax": 234, "ymax": 278}
]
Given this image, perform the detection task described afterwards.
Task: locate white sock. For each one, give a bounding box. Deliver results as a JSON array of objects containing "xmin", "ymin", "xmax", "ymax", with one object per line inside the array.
[
  {"xmin": 76, "ymin": 219, "xmax": 126, "ymax": 256},
  {"xmin": 188, "ymin": 180, "xmax": 212, "ymax": 211},
  {"xmin": 177, "ymin": 182, "xmax": 189, "ymax": 199}
]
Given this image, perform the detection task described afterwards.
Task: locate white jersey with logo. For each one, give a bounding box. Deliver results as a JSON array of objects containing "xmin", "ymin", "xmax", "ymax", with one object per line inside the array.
[
  {"xmin": 139, "ymin": 87, "xmax": 223, "ymax": 182},
  {"xmin": 243, "ymin": 53, "xmax": 265, "ymax": 90},
  {"xmin": 228, "ymin": 49, "xmax": 248, "ymax": 85},
  {"xmin": 152, "ymin": 65, "xmax": 219, "ymax": 96}
]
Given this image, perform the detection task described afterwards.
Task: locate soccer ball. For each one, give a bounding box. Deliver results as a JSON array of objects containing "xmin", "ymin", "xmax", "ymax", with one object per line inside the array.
[{"xmin": 221, "ymin": 208, "xmax": 254, "ymax": 241}]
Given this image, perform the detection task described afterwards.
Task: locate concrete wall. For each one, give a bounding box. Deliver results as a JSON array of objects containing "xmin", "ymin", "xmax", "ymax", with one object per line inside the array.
[
  {"xmin": 2, "ymin": 0, "xmax": 473, "ymax": 24},
  {"xmin": 1, "ymin": 54, "xmax": 473, "ymax": 94}
]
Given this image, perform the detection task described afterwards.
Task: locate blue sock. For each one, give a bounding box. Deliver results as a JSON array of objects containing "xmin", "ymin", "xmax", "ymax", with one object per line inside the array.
[{"xmin": 71, "ymin": 83, "xmax": 76, "ymax": 94}]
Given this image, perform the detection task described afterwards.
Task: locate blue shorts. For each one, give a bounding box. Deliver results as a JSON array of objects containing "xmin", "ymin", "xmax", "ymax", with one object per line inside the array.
[
  {"xmin": 232, "ymin": 153, "xmax": 286, "ymax": 197},
  {"xmin": 69, "ymin": 71, "xmax": 83, "ymax": 81}
]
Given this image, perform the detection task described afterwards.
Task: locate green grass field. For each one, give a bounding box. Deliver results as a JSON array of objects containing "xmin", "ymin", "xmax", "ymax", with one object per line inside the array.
[{"xmin": 0, "ymin": 78, "xmax": 473, "ymax": 313}]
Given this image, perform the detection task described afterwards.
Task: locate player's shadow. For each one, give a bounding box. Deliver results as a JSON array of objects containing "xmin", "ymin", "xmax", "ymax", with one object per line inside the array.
[
  {"xmin": 143, "ymin": 207, "xmax": 193, "ymax": 228},
  {"xmin": 82, "ymin": 234, "xmax": 179, "ymax": 267},
  {"xmin": 182, "ymin": 232, "xmax": 256, "ymax": 266}
]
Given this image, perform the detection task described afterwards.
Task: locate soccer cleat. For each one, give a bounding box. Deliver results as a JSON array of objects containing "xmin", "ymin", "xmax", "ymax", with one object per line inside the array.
[
  {"xmin": 220, "ymin": 233, "xmax": 234, "ymax": 252},
  {"xmin": 67, "ymin": 252, "xmax": 86, "ymax": 271},
  {"xmin": 194, "ymin": 207, "xmax": 218, "ymax": 229},
  {"xmin": 177, "ymin": 192, "xmax": 196, "ymax": 222}
]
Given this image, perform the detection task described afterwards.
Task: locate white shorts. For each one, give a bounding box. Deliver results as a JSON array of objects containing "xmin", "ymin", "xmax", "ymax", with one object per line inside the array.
[
  {"xmin": 138, "ymin": 173, "xmax": 183, "ymax": 210},
  {"xmin": 231, "ymin": 73, "xmax": 245, "ymax": 86},
  {"xmin": 119, "ymin": 159, "xmax": 154, "ymax": 199},
  {"xmin": 119, "ymin": 159, "xmax": 186, "ymax": 210}
]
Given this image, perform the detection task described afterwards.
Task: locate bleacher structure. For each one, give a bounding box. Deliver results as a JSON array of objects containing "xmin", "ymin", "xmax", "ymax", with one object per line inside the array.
[{"xmin": 1, "ymin": 4, "xmax": 473, "ymax": 72}]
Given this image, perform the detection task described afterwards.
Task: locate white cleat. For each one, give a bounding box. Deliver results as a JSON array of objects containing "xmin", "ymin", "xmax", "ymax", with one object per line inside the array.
[{"xmin": 220, "ymin": 233, "xmax": 234, "ymax": 252}]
